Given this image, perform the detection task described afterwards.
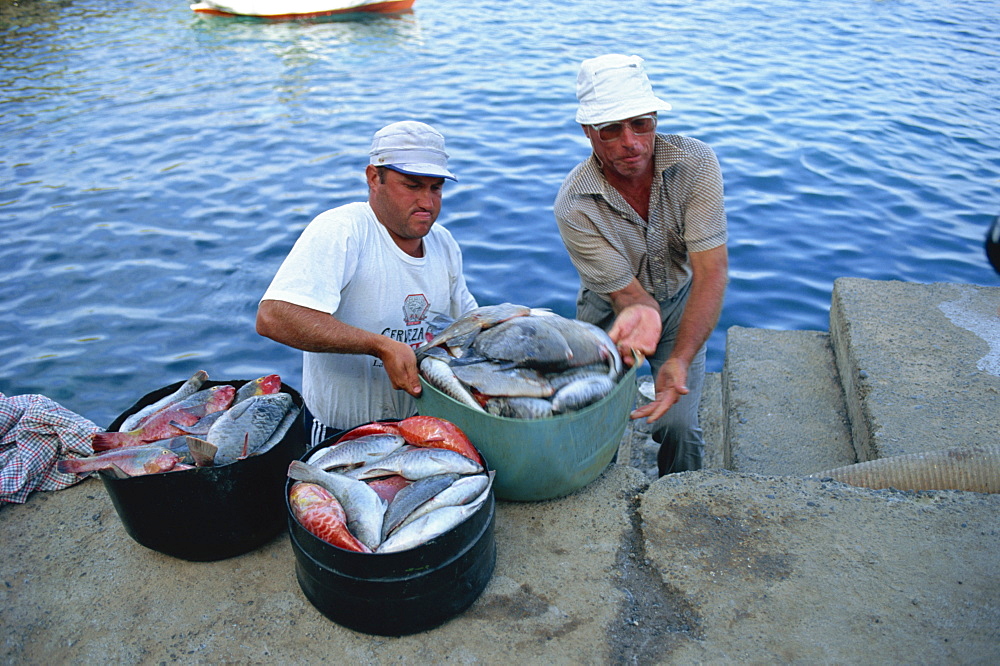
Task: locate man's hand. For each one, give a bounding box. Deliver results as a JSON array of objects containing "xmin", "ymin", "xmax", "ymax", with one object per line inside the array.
[
  {"xmin": 608, "ymin": 303, "xmax": 661, "ymax": 365},
  {"xmin": 379, "ymin": 340, "xmax": 423, "ymax": 398},
  {"xmin": 631, "ymin": 357, "xmax": 689, "ymax": 422}
]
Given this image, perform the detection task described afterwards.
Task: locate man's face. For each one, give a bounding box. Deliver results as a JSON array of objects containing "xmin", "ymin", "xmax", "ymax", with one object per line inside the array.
[
  {"xmin": 584, "ymin": 113, "xmax": 657, "ymax": 181},
  {"xmin": 367, "ymin": 166, "xmax": 444, "ymax": 242}
]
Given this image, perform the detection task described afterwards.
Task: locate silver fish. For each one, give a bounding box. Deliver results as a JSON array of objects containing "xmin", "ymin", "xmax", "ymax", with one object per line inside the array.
[
  {"xmin": 256, "ymin": 404, "xmax": 300, "ymax": 456},
  {"xmin": 451, "ymin": 362, "xmax": 554, "ymax": 398},
  {"xmin": 287, "ymin": 460, "xmax": 386, "ymax": 550},
  {"xmin": 419, "ymin": 356, "xmax": 486, "ymax": 412},
  {"xmin": 381, "ymin": 473, "xmax": 459, "ymax": 541},
  {"xmin": 545, "ymin": 364, "xmax": 612, "ymax": 391},
  {"xmin": 396, "ymin": 473, "xmax": 491, "ymax": 531},
  {"xmin": 208, "ymin": 392, "xmax": 293, "ymax": 465},
  {"xmin": 120, "ymin": 370, "xmax": 209, "ymax": 432},
  {"xmin": 471, "ymin": 315, "xmax": 574, "ymax": 370},
  {"xmin": 306, "ymin": 433, "xmax": 406, "ymax": 470},
  {"xmin": 485, "ymin": 396, "xmax": 554, "ymax": 420},
  {"xmin": 377, "ymin": 472, "xmax": 493, "ymax": 554},
  {"xmin": 551, "ymin": 376, "xmax": 616, "ymax": 413},
  {"xmin": 347, "ymin": 447, "xmax": 484, "ymax": 481},
  {"xmin": 417, "ymin": 303, "xmax": 532, "ymax": 358}
]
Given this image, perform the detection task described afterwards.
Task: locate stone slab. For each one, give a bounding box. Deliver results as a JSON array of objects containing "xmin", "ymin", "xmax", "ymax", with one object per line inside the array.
[
  {"xmin": 641, "ymin": 470, "xmax": 1000, "ymax": 664},
  {"xmin": 830, "ymin": 278, "xmax": 1000, "ymax": 460},
  {"xmin": 724, "ymin": 327, "xmax": 856, "ymax": 475}
]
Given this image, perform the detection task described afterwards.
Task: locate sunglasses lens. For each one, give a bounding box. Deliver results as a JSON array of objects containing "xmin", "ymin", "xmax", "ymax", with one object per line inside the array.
[
  {"xmin": 630, "ymin": 116, "xmax": 656, "ymax": 134},
  {"xmin": 597, "ymin": 122, "xmax": 624, "ymax": 141}
]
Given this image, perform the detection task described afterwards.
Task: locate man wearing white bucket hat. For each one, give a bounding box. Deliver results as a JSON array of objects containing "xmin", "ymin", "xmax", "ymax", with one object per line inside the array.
[
  {"xmin": 257, "ymin": 121, "xmax": 477, "ymax": 444},
  {"xmin": 555, "ymin": 55, "xmax": 728, "ymax": 475}
]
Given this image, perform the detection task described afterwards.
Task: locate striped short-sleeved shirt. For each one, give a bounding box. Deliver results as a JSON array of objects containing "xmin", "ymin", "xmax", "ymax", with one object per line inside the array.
[{"xmin": 554, "ymin": 133, "xmax": 727, "ymax": 302}]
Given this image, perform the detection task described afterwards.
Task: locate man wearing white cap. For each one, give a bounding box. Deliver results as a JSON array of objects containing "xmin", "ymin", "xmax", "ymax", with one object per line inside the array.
[
  {"xmin": 554, "ymin": 55, "xmax": 728, "ymax": 475},
  {"xmin": 257, "ymin": 121, "xmax": 477, "ymax": 443}
]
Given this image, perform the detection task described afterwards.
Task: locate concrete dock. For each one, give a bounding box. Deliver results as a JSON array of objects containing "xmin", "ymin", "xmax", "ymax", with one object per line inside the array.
[{"xmin": 2, "ymin": 278, "xmax": 998, "ymax": 663}]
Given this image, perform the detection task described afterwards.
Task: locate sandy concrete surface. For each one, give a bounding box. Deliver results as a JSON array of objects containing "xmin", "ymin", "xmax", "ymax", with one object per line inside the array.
[{"xmin": 3, "ymin": 461, "xmax": 997, "ymax": 664}]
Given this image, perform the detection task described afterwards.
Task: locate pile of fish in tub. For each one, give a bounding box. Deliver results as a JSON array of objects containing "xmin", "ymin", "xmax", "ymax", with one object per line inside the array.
[
  {"xmin": 288, "ymin": 416, "xmax": 493, "ymax": 554},
  {"xmin": 416, "ymin": 303, "xmax": 625, "ymax": 419},
  {"xmin": 57, "ymin": 370, "xmax": 300, "ymax": 477}
]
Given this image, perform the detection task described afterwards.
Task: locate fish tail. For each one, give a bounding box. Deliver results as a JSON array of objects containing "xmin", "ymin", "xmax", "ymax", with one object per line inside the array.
[
  {"xmin": 91, "ymin": 432, "xmax": 139, "ymax": 451},
  {"xmin": 287, "ymin": 459, "xmax": 319, "ymax": 484},
  {"xmin": 56, "ymin": 458, "xmax": 93, "ymax": 474}
]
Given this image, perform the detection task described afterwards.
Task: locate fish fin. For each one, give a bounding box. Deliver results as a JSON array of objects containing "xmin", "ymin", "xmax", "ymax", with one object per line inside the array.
[
  {"xmin": 186, "ymin": 436, "xmax": 217, "ymax": 467},
  {"xmin": 240, "ymin": 433, "xmax": 249, "ymax": 459},
  {"xmin": 104, "ymin": 464, "xmax": 131, "ymax": 480}
]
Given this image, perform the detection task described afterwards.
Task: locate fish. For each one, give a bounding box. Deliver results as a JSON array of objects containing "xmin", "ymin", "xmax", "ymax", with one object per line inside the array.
[
  {"xmin": 184, "ymin": 436, "xmax": 219, "ymax": 467},
  {"xmin": 233, "ymin": 374, "xmax": 282, "ymax": 404},
  {"xmin": 396, "ymin": 415, "xmax": 484, "ymax": 465},
  {"xmin": 395, "ymin": 473, "xmax": 491, "ymax": 531},
  {"xmin": 170, "ymin": 409, "xmax": 226, "ymax": 436},
  {"xmin": 335, "ymin": 421, "xmax": 402, "ymax": 443},
  {"xmin": 416, "ymin": 303, "xmax": 532, "ymax": 358},
  {"xmin": 485, "ymin": 396, "xmax": 554, "ymax": 420},
  {"xmin": 92, "ymin": 385, "xmax": 236, "ymax": 451},
  {"xmin": 289, "ymin": 482, "xmax": 372, "ymax": 553},
  {"xmin": 119, "ymin": 370, "xmax": 209, "ymax": 432},
  {"xmin": 376, "ymin": 473, "xmax": 493, "ymax": 554},
  {"xmin": 204, "ymin": 392, "xmax": 294, "ymax": 465},
  {"xmin": 471, "ymin": 315, "xmax": 575, "ymax": 371},
  {"xmin": 305, "ymin": 433, "xmax": 407, "ymax": 471},
  {"xmin": 451, "ymin": 362, "xmax": 554, "ymax": 398},
  {"xmin": 57, "ymin": 444, "xmax": 183, "ymax": 477},
  {"xmin": 551, "ymin": 376, "xmax": 616, "ymax": 413},
  {"xmin": 287, "ymin": 460, "xmax": 386, "ymax": 550},
  {"xmin": 545, "ymin": 364, "xmax": 615, "ymax": 391},
  {"xmin": 366, "ymin": 475, "xmax": 411, "ymax": 503},
  {"xmin": 419, "ymin": 356, "xmax": 486, "ymax": 412},
  {"xmin": 255, "ymin": 403, "xmax": 300, "ymax": 457},
  {"xmin": 380, "ymin": 473, "xmax": 459, "ymax": 541},
  {"xmin": 346, "ymin": 446, "xmax": 484, "ymax": 481}
]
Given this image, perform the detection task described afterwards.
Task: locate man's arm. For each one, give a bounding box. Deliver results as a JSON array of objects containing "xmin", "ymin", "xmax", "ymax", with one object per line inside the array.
[
  {"xmin": 255, "ymin": 299, "xmax": 422, "ymax": 397},
  {"xmin": 631, "ymin": 244, "xmax": 728, "ymax": 422}
]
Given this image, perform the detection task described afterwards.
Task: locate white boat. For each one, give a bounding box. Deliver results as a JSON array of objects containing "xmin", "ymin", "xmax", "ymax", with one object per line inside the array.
[{"xmin": 190, "ymin": 0, "xmax": 415, "ymax": 19}]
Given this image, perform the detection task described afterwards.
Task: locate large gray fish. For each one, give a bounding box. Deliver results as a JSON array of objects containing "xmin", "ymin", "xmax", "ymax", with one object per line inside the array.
[
  {"xmin": 120, "ymin": 370, "xmax": 209, "ymax": 432},
  {"xmin": 484, "ymin": 396, "xmax": 555, "ymax": 420},
  {"xmin": 416, "ymin": 303, "xmax": 532, "ymax": 358},
  {"xmin": 287, "ymin": 460, "xmax": 386, "ymax": 550},
  {"xmin": 419, "ymin": 356, "xmax": 486, "ymax": 412},
  {"xmin": 551, "ymin": 376, "xmax": 616, "ymax": 413},
  {"xmin": 396, "ymin": 473, "xmax": 491, "ymax": 532},
  {"xmin": 451, "ymin": 362, "xmax": 554, "ymax": 398},
  {"xmin": 255, "ymin": 403, "xmax": 300, "ymax": 456},
  {"xmin": 306, "ymin": 433, "xmax": 407, "ymax": 470},
  {"xmin": 546, "ymin": 364, "xmax": 614, "ymax": 391},
  {"xmin": 471, "ymin": 315, "xmax": 574, "ymax": 370},
  {"xmin": 380, "ymin": 473, "xmax": 459, "ymax": 541},
  {"xmin": 347, "ymin": 446, "xmax": 484, "ymax": 481},
  {"xmin": 377, "ymin": 472, "xmax": 493, "ymax": 554},
  {"xmin": 206, "ymin": 392, "xmax": 293, "ymax": 465}
]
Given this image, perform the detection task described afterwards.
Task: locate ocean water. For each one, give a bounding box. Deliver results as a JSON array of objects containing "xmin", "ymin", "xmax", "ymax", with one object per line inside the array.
[{"xmin": 1, "ymin": 0, "xmax": 997, "ymax": 427}]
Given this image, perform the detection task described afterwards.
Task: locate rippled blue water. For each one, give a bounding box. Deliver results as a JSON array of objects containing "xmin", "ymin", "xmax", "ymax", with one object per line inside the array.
[{"xmin": 2, "ymin": 0, "xmax": 998, "ymax": 426}]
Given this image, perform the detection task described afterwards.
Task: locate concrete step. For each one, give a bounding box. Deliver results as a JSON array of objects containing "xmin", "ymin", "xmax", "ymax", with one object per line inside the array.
[
  {"xmin": 722, "ymin": 327, "xmax": 856, "ymax": 475},
  {"xmin": 830, "ymin": 278, "xmax": 1000, "ymax": 461}
]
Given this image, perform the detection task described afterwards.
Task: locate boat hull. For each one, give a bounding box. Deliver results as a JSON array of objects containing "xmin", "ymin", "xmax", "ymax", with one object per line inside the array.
[{"xmin": 191, "ymin": 0, "xmax": 415, "ymax": 19}]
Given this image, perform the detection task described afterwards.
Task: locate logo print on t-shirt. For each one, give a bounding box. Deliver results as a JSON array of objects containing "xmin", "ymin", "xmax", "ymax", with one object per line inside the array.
[{"xmin": 403, "ymin": 294, "xmax": 430, "ymax": 326}]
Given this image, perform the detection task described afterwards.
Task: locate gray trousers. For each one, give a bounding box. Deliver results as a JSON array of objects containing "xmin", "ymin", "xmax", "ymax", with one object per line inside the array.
[{"xmin": 577, "ymin": 283, "xmax": 706, "ymax": 475}]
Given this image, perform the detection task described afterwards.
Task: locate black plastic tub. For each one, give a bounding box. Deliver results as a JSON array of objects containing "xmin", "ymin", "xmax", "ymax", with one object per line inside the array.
[
  {"xmin": 101, "ymin": 378, "xmax": 308, "ymax": 562},
  {"xmin": 287, "ymin": 434, "xmax": 496, "ymax": 636}
]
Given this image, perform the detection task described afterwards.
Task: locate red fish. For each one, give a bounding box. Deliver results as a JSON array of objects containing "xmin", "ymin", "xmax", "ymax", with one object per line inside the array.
[
  {"xmin": 57, "ymin": 445, "xmax": 183, "ymax": 477},
  {"xmin": 366, "ymin": 475, "xmax": 410, "ymax": 503},
  {"xmin": 397, "ymin": 415, "xmax": 483, "ymax": 465},
  {"xmin": 289, "ymin": 482, "xmax": 372, "ymax": 553},
  {"xmin": 234, "ymin": 374, "xmax": 282, "ymax": 403},
  {"xmin": 93, "ymin": 385, "xmax": 236, "ymax": 451},
  {"xmin": 335, "ymin": 421, "xmax": 401, "ymax": 443}
]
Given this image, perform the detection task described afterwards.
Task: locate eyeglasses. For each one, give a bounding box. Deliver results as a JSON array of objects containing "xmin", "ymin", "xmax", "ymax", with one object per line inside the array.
[{"xmin": 591, "ymin": 114, "xmax": 658, "ymax": 142}]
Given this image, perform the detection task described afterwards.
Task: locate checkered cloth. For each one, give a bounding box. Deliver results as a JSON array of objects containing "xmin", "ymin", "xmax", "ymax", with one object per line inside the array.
[{"xmin": 1, "ymin": 392, "xmax": 100, "ymax": 504}]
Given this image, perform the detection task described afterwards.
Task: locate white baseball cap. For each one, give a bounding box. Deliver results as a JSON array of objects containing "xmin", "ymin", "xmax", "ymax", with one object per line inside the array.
[
  {"xmin": 575, "ymin": 54, "xmax": 672, "ymax": 126},
  {"xmin": 369, "ymin": 120, "xmax": 457, "ymax": 181}
]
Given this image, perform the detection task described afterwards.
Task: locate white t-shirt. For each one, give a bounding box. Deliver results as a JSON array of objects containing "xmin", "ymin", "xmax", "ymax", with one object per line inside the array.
[{"xmin": 261, "ymin": 201, "xmax": 477, "ymax": 429}]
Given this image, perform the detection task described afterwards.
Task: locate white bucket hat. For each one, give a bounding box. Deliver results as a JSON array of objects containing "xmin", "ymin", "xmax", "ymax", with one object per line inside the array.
[
  {"xmin": 575, "ymin": 54, "xmax": 672, "ymax": 126},
  {"xmin": 369, "ymin": 120, "xmax": 457, "ymax": 181}
]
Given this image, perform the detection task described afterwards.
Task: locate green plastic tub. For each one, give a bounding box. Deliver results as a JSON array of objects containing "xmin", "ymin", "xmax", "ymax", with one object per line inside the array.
[{"xmin": 417, "ymin": 362, "xmax": 639, "ymax": 501}]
